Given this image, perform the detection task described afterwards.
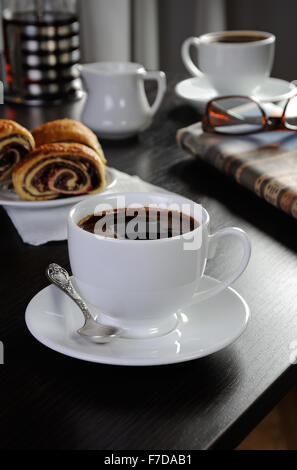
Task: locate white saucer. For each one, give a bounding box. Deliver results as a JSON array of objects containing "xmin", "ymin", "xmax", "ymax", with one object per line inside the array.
[
  {"xmin": 25, "ymin": 275, "xmax": 250, "ymax": 366},
  {"xmin": 175, "ymin": 76, "xmax": 296, "ymax": 113},
  {"xmin": 0, "ymin": 167, "xmax": 117, "ymax": 209}
]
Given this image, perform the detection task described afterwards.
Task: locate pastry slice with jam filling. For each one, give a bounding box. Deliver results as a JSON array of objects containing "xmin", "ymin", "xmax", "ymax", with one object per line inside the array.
[
  {"xmin": 12, "ymin": 143, "xmax": 106, "ymax": 201},
  {"xmin": 0, "ymin": 120, "xmax": 35, "ymax": 182}
]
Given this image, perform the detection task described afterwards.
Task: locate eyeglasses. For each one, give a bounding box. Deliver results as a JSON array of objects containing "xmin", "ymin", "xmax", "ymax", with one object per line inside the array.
[{"xmin": 202, "ymin": 94, "xmax": 297, "ymax": 135}]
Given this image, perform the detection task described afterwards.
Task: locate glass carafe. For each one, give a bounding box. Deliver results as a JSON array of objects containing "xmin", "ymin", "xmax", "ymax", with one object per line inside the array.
[{"xmin": 2, "ymin": 0, "xmax": 83, "ymax": 105}]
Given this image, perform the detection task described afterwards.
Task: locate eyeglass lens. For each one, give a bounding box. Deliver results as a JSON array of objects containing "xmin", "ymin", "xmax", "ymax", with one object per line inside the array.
[{"xmin": 207, "ymin": 97, "xmax": 264, "ymax": 134}]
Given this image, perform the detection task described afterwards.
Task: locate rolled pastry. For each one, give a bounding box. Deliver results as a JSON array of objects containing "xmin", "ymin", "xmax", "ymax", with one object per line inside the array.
[
  {"xmin": 32, "ymin": 119, "xmax": 106, "ymax": 164},
  {"xmin": 12, "ymin": 143, "xmax": 106, "ymax": 201},
  {"xmin": 0, "ymin": 120, "xmax": 35, "ymax": 181}
]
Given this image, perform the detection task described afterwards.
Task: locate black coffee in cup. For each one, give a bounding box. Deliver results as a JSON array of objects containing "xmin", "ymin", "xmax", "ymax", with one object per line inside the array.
[
  {"xmin": 212, "ymin": 33, "xmax": 268, "ymax": 43},
  {"xmin": 78, "ymin": 207, "xmax": 199, "ymax": 240}
]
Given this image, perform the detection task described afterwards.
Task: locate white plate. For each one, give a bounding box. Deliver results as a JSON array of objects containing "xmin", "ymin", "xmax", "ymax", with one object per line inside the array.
[
  {"xmin": 175, "ymin": 76, "xmax": 297, "ymax": 113},
  {"xmin": 0, "ymin": 167, "xmax": 117, "ymax": 209},
  {"xmin": 25, "ymin": 275, "xmax": 250, "ymax": 366}
]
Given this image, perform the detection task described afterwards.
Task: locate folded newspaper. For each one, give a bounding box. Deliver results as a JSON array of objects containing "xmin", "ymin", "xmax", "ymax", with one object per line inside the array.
[{"xmin": 177, "ymin": 120, "xmax": 297, "ymax": 219}]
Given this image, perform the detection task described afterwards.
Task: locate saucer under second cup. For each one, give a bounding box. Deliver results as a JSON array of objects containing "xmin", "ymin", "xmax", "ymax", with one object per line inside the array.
[{"xmin": 175, "ymin": 76, "xmax": 296, "ymax": 113}]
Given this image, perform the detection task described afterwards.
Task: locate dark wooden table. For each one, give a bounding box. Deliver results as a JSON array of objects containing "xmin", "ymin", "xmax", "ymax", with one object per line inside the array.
[{"xmin": 1, "ymin": 76, "xmax": 297, "ymax": 450}]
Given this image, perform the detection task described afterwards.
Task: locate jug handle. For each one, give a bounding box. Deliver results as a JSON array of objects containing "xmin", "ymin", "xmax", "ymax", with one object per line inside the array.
[{"xmin": 143, "ymin": 71, "xmax": 167, "ymax": 115}]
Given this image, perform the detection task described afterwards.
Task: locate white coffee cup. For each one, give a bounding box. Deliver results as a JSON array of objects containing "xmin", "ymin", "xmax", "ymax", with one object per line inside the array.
[
  {"xmin": 181, "ymin": 30, "xmax": 275, "ymax": 95},
  {"xmin": 68, "ymin": 192, "xmax": 251, "ymax": 339},
  {"xmin": 79, "ymin": 62, "xmax": 166, "ymax": 139}
]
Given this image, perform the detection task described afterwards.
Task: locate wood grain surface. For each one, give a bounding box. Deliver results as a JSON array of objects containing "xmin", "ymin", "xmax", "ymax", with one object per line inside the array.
[{"xmin": 0, "ymin": 76, "xmax": 297, "ymax": 450}]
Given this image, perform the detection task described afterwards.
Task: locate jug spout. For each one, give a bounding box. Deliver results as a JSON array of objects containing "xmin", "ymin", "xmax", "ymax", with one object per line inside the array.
[{"xmin": 77, "ymin": 64, "xmax": 92, "ymax": 81}]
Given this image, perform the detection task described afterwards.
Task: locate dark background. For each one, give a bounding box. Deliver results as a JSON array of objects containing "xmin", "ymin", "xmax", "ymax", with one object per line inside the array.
[
  {"xmin": 158, "ymin": 0, "xmax": 296, "ymax": 80},
  {"xmin": 0, "ymin": 0, "xmax": 295, "ymax": 81}
]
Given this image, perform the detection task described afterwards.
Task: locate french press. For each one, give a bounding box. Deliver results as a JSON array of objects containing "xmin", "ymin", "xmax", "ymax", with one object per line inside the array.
[{"xmin": 2, "ymin": 0, "xmax": 83, "ymax": 105}]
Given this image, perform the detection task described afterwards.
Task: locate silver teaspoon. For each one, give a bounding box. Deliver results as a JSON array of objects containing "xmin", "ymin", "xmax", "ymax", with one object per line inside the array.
[{"xmin": 46, "ymin": 263, "xmax": 122, "ymax": 343}]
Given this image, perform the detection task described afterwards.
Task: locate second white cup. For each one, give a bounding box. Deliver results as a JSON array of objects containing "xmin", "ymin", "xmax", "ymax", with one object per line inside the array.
[{"xmin": 181, "ymin": 30, "xmax": 275, "ymax": 95}]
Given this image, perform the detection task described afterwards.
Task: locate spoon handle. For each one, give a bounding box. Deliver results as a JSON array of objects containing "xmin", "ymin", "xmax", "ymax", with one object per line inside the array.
[{"xmin": 46, "ymin": 263, "xmax": 92, "ymax": 321}]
